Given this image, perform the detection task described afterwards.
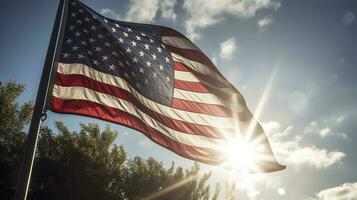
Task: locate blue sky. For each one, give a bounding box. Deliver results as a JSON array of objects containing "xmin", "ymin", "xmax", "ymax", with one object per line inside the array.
[{"xmin": 1, "ymin": 0, "xmax": 357, "ymax": 199}]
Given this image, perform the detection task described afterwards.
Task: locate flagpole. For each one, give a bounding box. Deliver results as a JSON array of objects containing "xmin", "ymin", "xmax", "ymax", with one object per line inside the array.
[{"xmin": 15, "ymin": 0, "xmax": 69, "ymax": 199}]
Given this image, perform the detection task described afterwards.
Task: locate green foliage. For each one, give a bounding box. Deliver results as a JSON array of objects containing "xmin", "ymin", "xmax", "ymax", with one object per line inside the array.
[
  {"xmin": 224, "ymin": 182, "xmax": 236, "ymax": 200},
  {"xmin": 31, "ymin": 122, "xmax": 127, "ymax": 200},
  {"xmin": 0, "ymin": 81, "xmax": 220, "ymax": 199},
  {"xmin": 122, "ymin": 159, "xmax": 213, "ymax": 200},
  {"xmin": 212, "ymin": 183, "xmax": 220, "ymax": 200},
  {"xmin": 30, "ymin": 122, "xmax": 216, "ymax": 200},
  {"xmin": 0, "ymin": 81, "xmax": 33, "ymax": 199}
]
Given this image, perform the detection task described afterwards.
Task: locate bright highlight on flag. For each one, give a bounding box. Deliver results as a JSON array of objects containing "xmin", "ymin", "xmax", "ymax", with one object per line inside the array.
[{"xmin": 46, "ymin": 0, "xmax": 285, "ymax": 173}]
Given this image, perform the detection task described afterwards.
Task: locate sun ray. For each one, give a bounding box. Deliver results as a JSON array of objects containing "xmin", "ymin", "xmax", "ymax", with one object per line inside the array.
[
  {"xmin": 245, "ymin": 65, "xmax": 278, "ymax": 142},
  {"xmin": 224, "ymin": 60, "xmax": 281, "ymax": 173},
  {"xmin": 143, "ymin": 168, "xmax": 209, "ymax": 200}
]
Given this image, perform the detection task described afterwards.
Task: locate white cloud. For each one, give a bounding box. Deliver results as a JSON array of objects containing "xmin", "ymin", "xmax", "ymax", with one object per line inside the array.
[
  {"xmin": 263, "ymin": 121, "xmax": 281, "ymax": 134},
  {"xmin": 183, "ymin": 0, "xmax": 281, "ymax": 40},
  {"xmin": 304, "ymin": 121, "xmax": 318, "ymax": 133},
  {"xmin": 284, "ymin": 145, "xmax": 345, "ymax": 168},
  {"xmin": 125, "ymin": 0, "xmax": 160, "ymax": 23},
  {"xmin": 315, "ymin": 182, "xmax": 357, "ymax": 200},
  {"xmin": 125, "ymin": 0, "xmax": 176, "ymax": 23},
  {"xmin": 303, "ymin": 119, "xmax": 347, "ymax": 139},
  {"xmin": 277, "ymin": 187, "xmax": 286, "ymax": 195},
  {"xmin": 319, "ymin": 128, "xmax": 330, "ymax": 137},
  {"xmin": 219, "ymin": 37, "xmax": 237, "ymax": 60},
  {"xmin": 336, "ymin": 115, "xmax": 345, "ymax": 123},
  {"xmin": 263, "ymin": 121, "xmax": 345, "ymax": 169},
  {"xmin": 257, "ymin": 16, "xmax": 274, "ymax": 31},
  {"xmin": 159, "ymin": 0, "xmax": 177, "ymax": 21},
  {"xmin": 343, "ymin": 11, "xmax": 355, "ymax": 25},
  {"xmin": 100, "ymin": 8, "xmax": 121, "ymax": 20}
]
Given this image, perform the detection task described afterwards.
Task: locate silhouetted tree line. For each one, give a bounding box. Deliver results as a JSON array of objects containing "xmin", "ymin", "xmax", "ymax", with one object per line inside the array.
[{"xmin": 0, "ymin": 81, "xmax": 239, "ymax": 200}]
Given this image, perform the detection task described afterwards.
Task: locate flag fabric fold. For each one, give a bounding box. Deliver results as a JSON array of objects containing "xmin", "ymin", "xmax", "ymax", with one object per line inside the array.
[{"xmin": 47, "ymin": 0, "xmax": 285, "ymax": 172}]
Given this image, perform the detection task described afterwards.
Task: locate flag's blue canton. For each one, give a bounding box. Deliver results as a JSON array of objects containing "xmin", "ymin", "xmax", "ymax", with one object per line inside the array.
[{"xmin": 60, "ymin": 1, "xmax": 174, "ymax": 106}]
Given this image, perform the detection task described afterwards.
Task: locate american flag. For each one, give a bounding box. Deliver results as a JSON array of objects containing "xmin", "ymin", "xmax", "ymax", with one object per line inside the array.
[{"xmin": 48, "ymin": 0, "xmax": 284, "ymax": 172}]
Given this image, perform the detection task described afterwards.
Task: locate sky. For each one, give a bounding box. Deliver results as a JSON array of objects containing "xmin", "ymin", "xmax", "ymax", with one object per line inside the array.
[{"xmin": 1, "ymin": 0, "xmax": 357, "ymax": 199}]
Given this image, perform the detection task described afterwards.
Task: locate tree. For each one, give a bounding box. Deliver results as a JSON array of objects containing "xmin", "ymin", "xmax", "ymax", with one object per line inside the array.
[
  {"xmin": 30, "ymin": 122, "xmax": 218, "ymax": 200},
  {"xmin": 0, "ymin": 81, "xmax": 33, "ymax": 199},
  {"xmin": 122, "ymin": 158, "xmax": 213, "ymax": 200},
  {"xmin": 0, "ymin": 80, "xmax": 220, "ymax": 199},
  {"xmin": 225, "ymin": 182, "xmax": 236, "ymax": 200},
  {"xmin": 30, "ymin": 122, "xmax": 127, "ymax": 199}
]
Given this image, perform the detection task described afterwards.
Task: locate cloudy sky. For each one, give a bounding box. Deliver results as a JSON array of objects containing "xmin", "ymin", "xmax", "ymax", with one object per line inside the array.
[{"xmin": 1, "ymin": 0, "xmax": 357, "ymax": 199}]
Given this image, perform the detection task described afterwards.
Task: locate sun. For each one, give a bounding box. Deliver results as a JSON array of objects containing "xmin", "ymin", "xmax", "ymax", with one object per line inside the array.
[
  {"xmin": 221, "ymin": 137, "xmax": 269, "ymax": 198},
  {"xmin": 225, "ymin": 137, "xmax": 265, "ymax": 173}
]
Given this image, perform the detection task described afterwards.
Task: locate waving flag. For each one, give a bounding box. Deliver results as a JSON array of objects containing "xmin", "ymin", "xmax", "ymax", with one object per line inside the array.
[{"xmin": 47, "ymin": 0, "xmax": 284, "ymax": 172}]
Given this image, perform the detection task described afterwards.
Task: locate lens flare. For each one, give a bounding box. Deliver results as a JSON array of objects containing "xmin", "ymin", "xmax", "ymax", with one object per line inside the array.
[{"xmin": 225, "ymin": 138, "xmax": 266, "ymax": 173}]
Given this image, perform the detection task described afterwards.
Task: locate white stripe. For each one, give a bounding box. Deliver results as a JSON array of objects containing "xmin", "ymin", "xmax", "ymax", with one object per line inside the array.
[
  {"xmin": 53, "ymin": 85, "xmax": 227, "ymax": 150},
  {"xmin": 171, "ymin": 53, "xmax": 229, "ymax": 85},
  {"xmin": 174, "ymin": 89, "xmax": 225, "ymax": 106},
  {"xmin": 57, "ymin": 63, "xmax": 236, "ymax": 128},
  {"xmin": 174, "ymin": 69, "xmax": 236, "ymax": 100},
  {"xmin": 174, "ymin": 70, "xmax": 200, "ymax": 82},
  {"xmin": 162, "ymin": 36, "xmax": 200, "ymax": 51}
]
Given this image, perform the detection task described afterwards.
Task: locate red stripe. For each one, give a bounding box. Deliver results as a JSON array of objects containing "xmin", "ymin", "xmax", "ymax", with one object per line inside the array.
[
  {"xmin": 173, "ymin": 62, "xmax": 230, "ymax": 89},
  {"xmin": 174, "ymin": 62, "xmax": 215, "ymax": 93},
  {"xmin": 174, "ymin": 61, "xmax": 232, "ymax": 97},
  {"xmin": 168, "ymin": 45, "xmax": 219, "ymax": 73},
  {"xmin": 55, "ymin": 73, "xmax": 132, "ymax": 101},
  {"xmin": 174, "ymin": 73, "xmax": 233, "ymax": 102},
  {"xmin": 172, "ymin": 98, "xmax": 232, "ymax": 118},
  {"xmin": 173, "ymin": 62, "xmax": 238, "ymax": 104},
  {"xmin": 169, "ymin": 48, "xmax": 237, "ymax": 93},
  {"xmin": 173, "ymin": 61, "xmax": 189, "ymax": 71},
  {"xmin": 174, "ymin": 79, "xmax": 210, "ymax": 93},
  {"xmin": 55, "ymin": 73, "xmax": 234, "ymax": 138},
  {"xmin": 50, "ymin": 97, "xmax": 224, "ymax": 165},
  {"xmin": 162, "ymin": 28, "xmax": 186, "ymax": 37}
]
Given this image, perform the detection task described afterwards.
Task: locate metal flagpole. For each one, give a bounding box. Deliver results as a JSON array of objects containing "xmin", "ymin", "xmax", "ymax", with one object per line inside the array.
[{"xmin": 15, "ymin": 0, "xmax": 69, "ymax": 199}]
